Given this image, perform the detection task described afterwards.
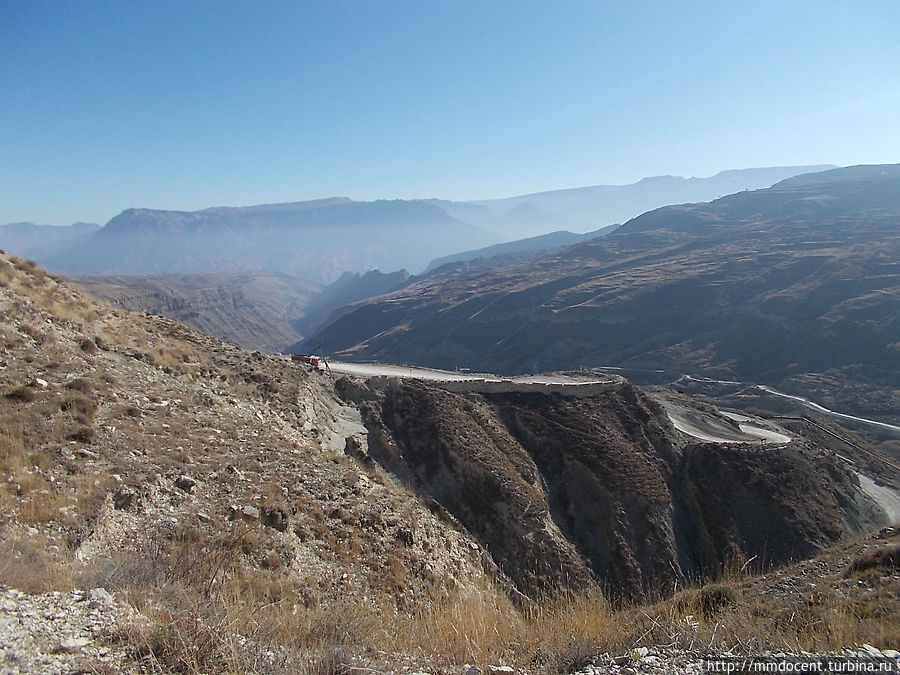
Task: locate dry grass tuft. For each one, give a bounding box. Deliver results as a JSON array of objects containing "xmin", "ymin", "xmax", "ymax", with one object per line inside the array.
[
  {"xmin": 4, "ymin": 385, "xmax": 36, "ymax": 403},
  {"xmin": 844, "ymin": 545, "xmax": 900, "ymax": 578},
  {"xmin": 0, "ymin": 531, "xmax": 76, "ymax": 594}
]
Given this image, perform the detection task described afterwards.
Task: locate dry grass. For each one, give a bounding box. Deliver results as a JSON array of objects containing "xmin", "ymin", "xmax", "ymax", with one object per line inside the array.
[
  {"xmin": 0, "ymin": 531, "xmax": 77, "ymax": 593},
  {"xmin": 0, "ymin": 415, "xmax": 42, "ymax": 512},
  {"xmin": 844, "ymin": 546, "xmax": 900, "ymax": 577},
  {"xmin": 385, "ymin": 588, "xmax": 617, "ymax": 672},
  {"xmin": 4, "ymin": 519, "xmax": 893, "ymax": 675}
]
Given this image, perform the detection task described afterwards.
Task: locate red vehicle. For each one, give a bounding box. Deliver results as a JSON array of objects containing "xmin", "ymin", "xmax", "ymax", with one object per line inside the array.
[{"xmin": 291, "ymin": 354, "xmax": 330, "ymax": 370}]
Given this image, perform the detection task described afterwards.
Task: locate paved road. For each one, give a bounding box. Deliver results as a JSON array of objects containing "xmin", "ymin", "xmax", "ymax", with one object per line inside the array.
[
  {"xmin": 327, "ymin": 361, "xmax": 612, "ymax": 386},
  {"xmin": 328, "ymin": 360, "xmax": 900, "ymax": 524},
  {"xmin": 678, "ymin": 375, "xmax": 900, "ymax": 434}
]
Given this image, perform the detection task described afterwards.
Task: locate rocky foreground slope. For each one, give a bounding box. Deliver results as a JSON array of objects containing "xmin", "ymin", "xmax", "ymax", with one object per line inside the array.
[{"xmin": 0, "ymin": 253, "xmax": 896, "ymax": 673}]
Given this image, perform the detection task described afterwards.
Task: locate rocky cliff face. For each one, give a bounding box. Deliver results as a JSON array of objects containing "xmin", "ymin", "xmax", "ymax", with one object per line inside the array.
[
  {"xmin": 72, "ymin": 271, "xmax": 318, "ymax": 352},
  {"xmin": 339, "ymin": 377, "xmax": 884, "ymax": 601}
]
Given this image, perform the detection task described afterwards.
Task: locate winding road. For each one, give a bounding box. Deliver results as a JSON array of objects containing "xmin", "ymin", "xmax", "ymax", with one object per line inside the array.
[{"xmin": 326, "ymin": 360, "xmax": 900, "ymax": 524}]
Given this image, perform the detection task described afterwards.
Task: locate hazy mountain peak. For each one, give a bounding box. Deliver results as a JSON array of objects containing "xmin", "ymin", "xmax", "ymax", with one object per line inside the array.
[
  {"xmin": 41, "ymin": 197, "xmax": 498, "ymax": 284},
  {"xmin": 454, "ymin": 164, "xmax": 840, "ymax": 237}
]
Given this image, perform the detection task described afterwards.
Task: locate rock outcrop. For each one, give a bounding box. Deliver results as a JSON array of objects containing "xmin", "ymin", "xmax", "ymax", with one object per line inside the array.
[{"xmin": 340, "ymin": 377, "xmax": 886, "ymax": 601}]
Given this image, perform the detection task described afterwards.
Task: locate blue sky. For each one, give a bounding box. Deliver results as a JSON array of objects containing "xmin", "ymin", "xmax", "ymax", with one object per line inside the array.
[{"xmin": 2, "ymin": 1, "xmax": 899, "ymax": 225}]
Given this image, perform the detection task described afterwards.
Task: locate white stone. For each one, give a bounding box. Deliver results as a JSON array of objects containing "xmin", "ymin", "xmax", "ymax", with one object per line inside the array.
[
  {"xmin": 88, "ymin": 587, "xmax": 114, "ymax": 607},
  {"xmin": 57, "ymin": 636, "xmax": 90, "ymax": 653}
]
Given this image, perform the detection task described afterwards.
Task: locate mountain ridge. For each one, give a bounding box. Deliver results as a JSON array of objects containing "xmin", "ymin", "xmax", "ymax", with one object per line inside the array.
[
  {"xmin": 3, "ymin": 165, "xmax": 836, "ymax": 284},
  {"xmin": 306, "ymin": 164, "xmax": 900, "ymax": 425},
  {"xmin": 42, "ymin": 198, "xmax": 497, "ymax": 284},
  {"xmin": 448, "ymin": 164, "xmax": 838, "ymax": 236}
]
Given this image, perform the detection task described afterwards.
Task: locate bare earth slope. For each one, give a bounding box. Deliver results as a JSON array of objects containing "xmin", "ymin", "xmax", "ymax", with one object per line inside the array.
[{"xmin": 0, "ymin": 254, "xmax": 498, "ymax": 671}]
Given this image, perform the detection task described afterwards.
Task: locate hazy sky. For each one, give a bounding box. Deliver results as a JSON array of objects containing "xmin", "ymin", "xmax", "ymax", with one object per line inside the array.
[{"xmin": 2, "ymin": 1, "xmax": 899, "ymax": 225}]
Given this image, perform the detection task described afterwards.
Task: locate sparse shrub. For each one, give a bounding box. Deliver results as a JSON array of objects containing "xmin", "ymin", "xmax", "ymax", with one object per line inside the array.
[
  {"xmin": 64, "ymin": 377, "xmax": 92, "ymax": 393},
  {"xmin": 672, "ymin": 588, "xmax": 700, "ymax": 615},
  {"xmin": 262, "ymin": 551, "xmax": 284, "ymax": 570},
  {"xmin": 20, "ymin": 489, "xmax": 72, "ymax": 526},
  {"xmin": 67, "ymin": 426, "xmax": 95, "ymax": 443},
  {"xmin": 176, "ymin": 525, "xmax": 204, "ymax": 544},
  {"xmin": 699, "ymin": 583, "xmax": 739, "ymax": 618},
  {"xmin": 304, "ymin": 646, "xmax": 353, "ymax": 675},
  {"xmin": 138, "ymin": 609, "xmax": 225, "ymax": 674},
  {"xmin": 4, "ymin": 386, "xmax": 35, "ymax": 403},
  {"xmin": 844, "ymin": 545, "xmax": 900, "ymax": 577},
  {"xmin": 0, "ymin": 533, "xmax": 75, "ymax": 593},
  {"xmin": 194, "ymin": 391, "xmax": 215, "ymax": 408},
  {"xmin": 20, "ymin": 323, "xmax": 44, "ymax": 343},
  {"xmin": 539, "ymin": 634, "xmax": 601, "ymax": 674},
  {"xmin": 239, "ymin": 528, "xmax": 260, "ymax": 556},
  {"xmin": 79, "ymin": 336, "xmax": 97, "ymax": 354},
  {"xmin": 13, "ymin": 257, "xmax": 38, "ymax": 273},
  {"xmin": 60, "ymin": 396, "xmax": 94, "ymax": 417},
  {"xmin": 386, "ymin": 555, "xmax": 407, "ymax": 592}
]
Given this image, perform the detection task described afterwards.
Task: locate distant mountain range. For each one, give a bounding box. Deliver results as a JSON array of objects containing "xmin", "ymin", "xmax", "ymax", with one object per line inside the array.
[
  {"xmin": 1, "ymin": 165, "xmax": 834, "ymax": 285},
  {"xmin": 306, "ymin": 164, "xmax": 900, "ymax": 424},
  {"xmin": 0, "ymin": 221, "xmax": 100, "ymax": 259},
  {"xmin": 34, "ymin": 199, "xmax": 497, "ymax": 285},
  {"xmin": 431, "ymin": 165, "xmax": 837, "ymax": 237},
  {"xmin": 2, "ymin": 164, "xmax": 856, "ymax": 363}
]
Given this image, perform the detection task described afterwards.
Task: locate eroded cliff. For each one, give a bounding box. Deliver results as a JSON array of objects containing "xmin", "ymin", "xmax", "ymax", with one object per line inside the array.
[{"xmin": 339, "ymin": 377, "xmax": 885, "ymax": 601}]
